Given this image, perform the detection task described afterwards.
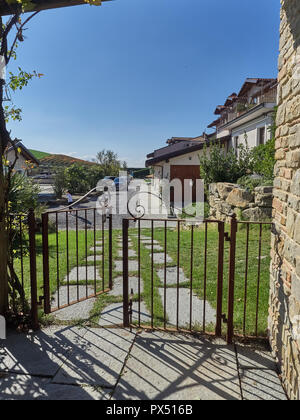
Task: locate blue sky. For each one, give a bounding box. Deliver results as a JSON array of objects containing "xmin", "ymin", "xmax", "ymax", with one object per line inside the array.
[{"xmin": 7, "ymin": 0, "xmax": 281, "ymax": 167}]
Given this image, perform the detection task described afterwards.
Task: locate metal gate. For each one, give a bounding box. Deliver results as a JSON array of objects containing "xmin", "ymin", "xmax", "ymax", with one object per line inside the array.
[
  {"xmin": 41, "ymin": 208, "xmax": 113, "ymax": 314},
  {"xmin": 122, "ymin": 216, "xmax": 272, "ymax": 344}
]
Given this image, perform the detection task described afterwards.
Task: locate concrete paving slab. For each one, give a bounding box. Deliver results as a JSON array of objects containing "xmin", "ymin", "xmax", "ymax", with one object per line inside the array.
[
  {"xmin": 51, "ymin": 286, "xmax": 96, "ymax": 320},
  {"xmin": 109, "ymin": 277, "xmax": 144, "ymax": 297},
  {"xmin": 141, "ymin": 239, "xmax": 159, "ymax": 245},
  {"xmin": 236, "ymin": 345, "xmax": 278, "ymax": 370},
  {"xmin": 115, "ymin": 260, "xmax": 139, "ymax": 273},
  {"xmin": 90, "ymin": 247, "xmax": 102, "ymax": 253},
  {"xmin": 144, "ymin": 244, "xmax": 164, "ymax": 251},
  {"xmin": 99, "ymin": 302, "xmax": 151, "ymax": 327},
  {"xmin": 52, "ymin": 328, "xmax": 136, "ymax": 387},
  {"xmin": 87, "ymin": 255, "xmax": 102, "ymax": 262},
  {"xmin": 158, "ymin": 288, "xmax": 216, "ymax": 329},
  {"xmin": 157, "ymin": 267, "xmax": 189, "ymax": 285},
  {"xmin": 112, "ymin": 331, "xmax": 241, "ymax": 400},
  {"xmin": 118, "ymin": 249, "xmax": 137, "ymax": 258},
  {"xmin": 0, "ymin": 374, "xmax": 111, "ymax": 400},
  {"xmin": 0, "ymin": 327, "xmax": 81, "ymax": 377},
  {"xmin": 63, "ymin": 267, "xmax": 101, "ymax": 283},
  {"xmin": 152, "ymin": 253, "xmax": 173, "ymax": 264},
  {"xmin": 240, "ymin": 369, "xmax": 287, "ymax": 400}
]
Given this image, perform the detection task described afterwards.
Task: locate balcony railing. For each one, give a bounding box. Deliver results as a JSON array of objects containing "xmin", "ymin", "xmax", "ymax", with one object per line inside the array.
[{"xmin": 217, "ymin": 87, "xmax": 277, "ymax": 127}]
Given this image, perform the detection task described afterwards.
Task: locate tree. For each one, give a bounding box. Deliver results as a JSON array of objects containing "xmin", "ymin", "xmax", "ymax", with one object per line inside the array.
[
  {"xmin": 0, "ymin": 0, "xmax": 105, "ymax": 315},
  {"xmin": 96, "ymin": 149, "xmax": 127, "ymax": 176}
]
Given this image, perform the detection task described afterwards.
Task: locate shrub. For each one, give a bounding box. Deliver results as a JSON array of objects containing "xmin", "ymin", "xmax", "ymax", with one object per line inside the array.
[
  {"xmin": 199, "ymin": 140, "xmax": 253, "ymax": 186},
  {"xmin": 53, "ymin": 167, "xmax": 67, "ymax": 199},
  {"xmin": 9, "ymin": 172, "xmax": 41, "ymax": 214}
]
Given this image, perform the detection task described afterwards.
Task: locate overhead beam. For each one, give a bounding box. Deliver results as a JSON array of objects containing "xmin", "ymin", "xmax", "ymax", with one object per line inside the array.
[{"xmin": 0, "ymin": 0, "xmax": 112, "ymax": 16}]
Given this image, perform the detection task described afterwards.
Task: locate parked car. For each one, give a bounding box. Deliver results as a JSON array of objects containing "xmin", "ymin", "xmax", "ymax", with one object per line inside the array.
[
  {"xmin": 103, "ymin": 176, "xmax": 116, "ymax": 181},
  {"xmin": 114, "ymin": 177, "xmax": 128, "ymax": 191}
]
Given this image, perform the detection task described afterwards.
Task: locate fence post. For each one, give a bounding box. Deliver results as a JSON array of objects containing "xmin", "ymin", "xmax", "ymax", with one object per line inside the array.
[
  {"xmin": 109, "ymin": 214, "xmax": 113, "ymax": 290},
  {"xmin": 42, "ymin": 213, "xmax": 51, "ymax": 314},
  {"xmin": 227, "ymin": 214, "xmax": 238, "ymax": 344},
  {"xmin": 123, "ymin": 218, "xmax": 130, "ymax": 328},
  {"xmin": 28, "ymin": 209, "xmax": 39, "ymax": 330},
  {"xmin": 216, "ymin": 221, "xmax": 225, "ymax": 337}
]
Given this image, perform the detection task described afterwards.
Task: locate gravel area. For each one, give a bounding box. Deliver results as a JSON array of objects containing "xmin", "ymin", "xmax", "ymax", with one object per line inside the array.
[{"xmin": 51, "ymin": 285, "xmax": 96, "ymax": 320}]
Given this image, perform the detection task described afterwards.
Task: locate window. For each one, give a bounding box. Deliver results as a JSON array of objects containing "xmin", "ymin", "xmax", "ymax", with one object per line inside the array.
[{"xmin": 258, "ymin": 127, "xmax": 266, "ymax": 145}]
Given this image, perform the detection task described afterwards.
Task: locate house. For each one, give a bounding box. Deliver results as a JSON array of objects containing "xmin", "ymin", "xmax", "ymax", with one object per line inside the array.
[
  {"xmin": 208, "ymin": 78, "xmax": 277, "ymax": 153},
  {"xmin": 5, "ymin": 140, "xmax": 40, "ymax": 175},
  {"xmin": 145, "ymin": 133, "xmax": 218, "ymax": 202}
]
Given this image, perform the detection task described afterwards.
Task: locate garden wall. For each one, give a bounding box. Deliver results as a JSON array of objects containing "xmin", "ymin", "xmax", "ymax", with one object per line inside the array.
[
  {"xmin": 268, "ymin": 0, "xmax": 300, "ymax": 400},
  {"xmin": 209, "ymin": 183, "xmax": 273, "ymax": 223}
]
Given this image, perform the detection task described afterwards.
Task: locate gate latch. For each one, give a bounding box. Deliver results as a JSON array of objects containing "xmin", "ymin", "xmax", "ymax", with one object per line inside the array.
[
  {"xmin": 221, "ymin": 314, "xmax": 228, "ymax": 324},
  {"xmin": 224, "ymin": 233, "xmax": 231, "ymax": 242}
]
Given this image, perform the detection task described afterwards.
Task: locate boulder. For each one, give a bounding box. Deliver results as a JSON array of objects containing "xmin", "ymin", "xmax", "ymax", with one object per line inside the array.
[
  {"xmin": 216, "ymin": 183, "xmax": 237, "ymax": 200},
  {"xmin": 242, "ymin": 207, "xmax": 272, "ymax": 222},
  {"xmin": 226, "ymin": 188, "xmax": 254, "ymax": 209}
]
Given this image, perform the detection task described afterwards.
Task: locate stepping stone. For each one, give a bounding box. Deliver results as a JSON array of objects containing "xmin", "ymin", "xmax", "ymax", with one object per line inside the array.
[
  {"xmin": 141, "ymin": 239, "xmax": 159, "ymax": 245},
  {"xmin": 152, "ymin": 253, "xmax": 173, "ymax": 264},
  {"xmin": 109, "ymin": 277, "xmax": 144, "ymax": 297},
  {"xmin": 144, "ymin": 244, "xmax": 164, "ymax": 251},
  {"xmin": 51, "ymin": 285, "xmax": 97, "ymax": 320},
  {"xmin": 157, "ymin": 266, "xmax": 189, "ymax": 285},
  {"xmin": 117, "ymin": 249, "xmax": 137, "ymax": 258},
  {"xmin": 114, "ymin": 260, "xmax": 139, "ymax": 273},
  {"xmin": 131, "ymin": 235, "xmax": 151, "ymax": 240},
  {"xmin": 99, "ymin": 302, "xmax": 151, "ymax": 327},
  {"xmin": 90, "ymin": 247, "xmax": 102, "ymax": 253},
  {"xmin": 52, "ymin": 327, "xmax": 136, "ymax": 387},
  {"xmin": 63, "ymin": 267, "xmax": 101, "ymax": 283},
  {"xmin": 87, "ymin": 255, "xmax": 102, "ymax": 262},
  {"xmin": 158, "ymin": 288, "xmax": 216, "ymax": 328}
]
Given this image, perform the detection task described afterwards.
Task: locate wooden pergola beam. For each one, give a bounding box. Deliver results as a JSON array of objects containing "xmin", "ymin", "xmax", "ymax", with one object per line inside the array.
[{"xmin": 0, "ymin": 0, "xmax": 112, "ymax": 16}]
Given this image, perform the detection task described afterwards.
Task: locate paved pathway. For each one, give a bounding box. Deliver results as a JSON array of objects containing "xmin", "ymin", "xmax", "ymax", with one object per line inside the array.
[{"xmin": 0, "ymin": 327, "xmax": 287, "ymax": 400}]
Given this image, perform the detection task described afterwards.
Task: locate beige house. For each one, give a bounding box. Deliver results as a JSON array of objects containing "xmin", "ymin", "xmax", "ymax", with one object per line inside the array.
[{"xmin": 6, "ymin": 140, "xmax": 39, "ymax": 175}]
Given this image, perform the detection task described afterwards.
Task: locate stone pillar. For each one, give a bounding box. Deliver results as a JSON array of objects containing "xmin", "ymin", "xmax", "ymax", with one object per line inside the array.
[{"xmin": 269, "ymin": 0, "xmax": 300, "ymax": 400}]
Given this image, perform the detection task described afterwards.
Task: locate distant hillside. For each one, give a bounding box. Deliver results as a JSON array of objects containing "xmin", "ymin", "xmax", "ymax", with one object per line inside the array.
[
  {"xmin": 40, "ymin": 154, "xmax": 97, "ymax": 167},
  {"xmin": 29, "ymin": 149, "xmax": 51, "ymax": 160}
]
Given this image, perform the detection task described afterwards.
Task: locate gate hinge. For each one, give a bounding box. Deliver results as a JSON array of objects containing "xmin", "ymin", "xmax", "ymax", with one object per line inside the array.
[{"xmin": 222, "ymin": 314, "xmax": 228, "ymax": 324}]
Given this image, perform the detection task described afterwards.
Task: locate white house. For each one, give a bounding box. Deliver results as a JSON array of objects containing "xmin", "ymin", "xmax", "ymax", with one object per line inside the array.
[
  {"xmin": 145, "ymin": 134, "xmax": 220, "ymax": 202},
  {"xmin": 208, "ymin": 78, "xmax": 277, "ymax": 153},
  {"xmin": 5, "ymin": 140, "xmax": 39, "ymax": 175}
]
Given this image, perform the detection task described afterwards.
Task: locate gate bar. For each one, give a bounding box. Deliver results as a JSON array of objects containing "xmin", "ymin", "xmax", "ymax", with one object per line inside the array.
[
  {"xmin": 109, "ymin": 214, "xmax": 113, "ymax": 290},
  {"xmin": 123, "ymin": 218, "xmax": 130, "ymax": 327},
  {"xmin": 227, "ymin": 214, "xmax": 238, "ymax": 344},
  {"xmin": 42, "ymin": 212, "xmax": 51, "ymax": 314},
  {"xmin": 28, "ymin": 209, "xmax": 39, "ymax": 330},
  {"xmin": 216, "ymin": 221, "xmax": 225, "ymax": 337}
]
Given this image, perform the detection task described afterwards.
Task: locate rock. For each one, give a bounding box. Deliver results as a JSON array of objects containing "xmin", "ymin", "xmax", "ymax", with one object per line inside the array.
[
  {"xmin": 255, "ymin": 186, "xmax": 274, "ymax": 195},
  {"xmin": 291, "ymin": 169, "xmax": 300, "ymax": 197},
  {"xmin": 217, "ymin": 183, "xmax": 237, "ymax": 200},
  {"xmin": 226, "ymin": 188, "xmax": 254, "ymax": 209},
  {"xmin": 255, "ymin": 193, "xmax": 274, "ymax": 207},
  {"xmin": 242, "ymin": 207, "xmax": 272, "ymax": 222}
]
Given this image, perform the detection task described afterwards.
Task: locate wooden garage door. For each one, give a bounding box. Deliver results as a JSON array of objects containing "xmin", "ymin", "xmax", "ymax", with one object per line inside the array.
[{"xmin": 170, "ymin": 165, "xmax": 200, "ymax": 203}]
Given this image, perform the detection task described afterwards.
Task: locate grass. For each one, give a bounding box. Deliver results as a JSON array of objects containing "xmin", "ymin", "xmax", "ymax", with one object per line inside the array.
[{"xmin": 29, "ymin": 149, "xmax": 52, "ymax": 160}]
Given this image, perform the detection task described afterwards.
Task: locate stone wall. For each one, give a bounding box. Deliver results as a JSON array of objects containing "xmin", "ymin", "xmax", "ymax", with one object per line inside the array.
[
  {"xmin": 269, "ymin": 0, "xmax": 300, "ymax": 400},
  {"xmin": 209, "ymin": 183, "xmax": 273, "ymax": 222}
]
